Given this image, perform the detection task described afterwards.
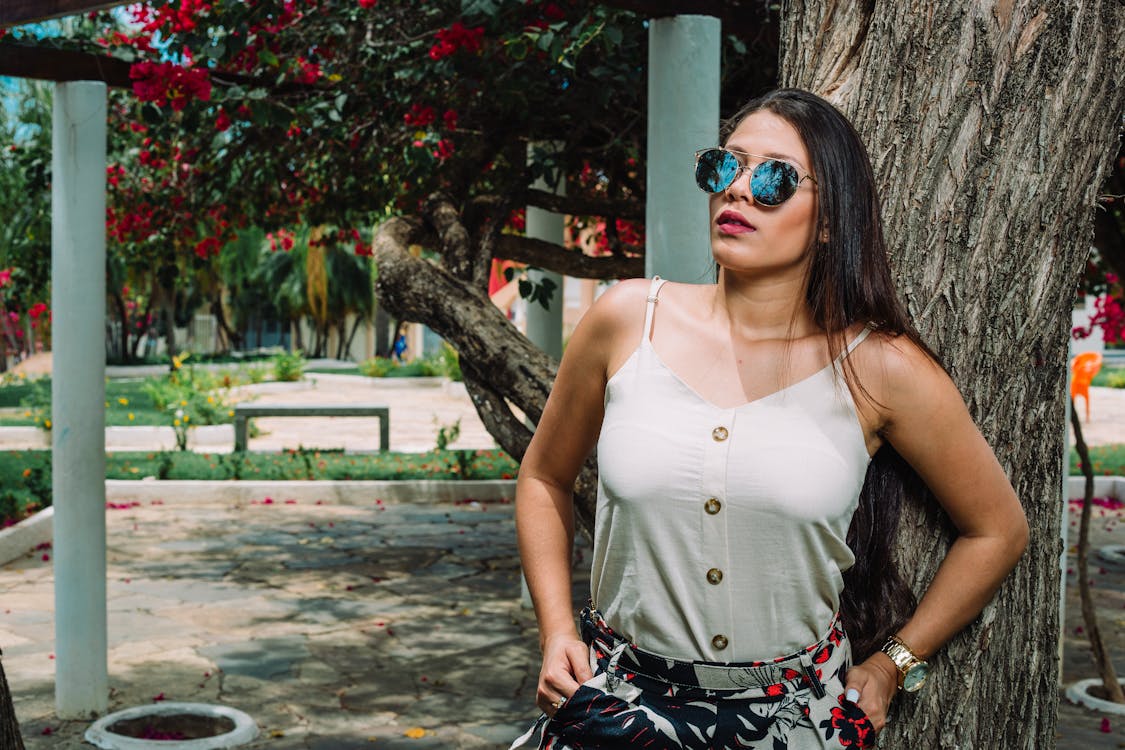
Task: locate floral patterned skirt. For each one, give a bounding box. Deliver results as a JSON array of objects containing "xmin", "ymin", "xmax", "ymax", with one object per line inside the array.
[{"xmin": 510, "ymin": 607, "xmax": 877, "ymax": 750}]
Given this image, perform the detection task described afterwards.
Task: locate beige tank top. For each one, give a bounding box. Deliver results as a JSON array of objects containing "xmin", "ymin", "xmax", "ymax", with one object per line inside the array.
[{"xmin": 590, "ymin": 276, "xmax": 873, "ymax": 662}]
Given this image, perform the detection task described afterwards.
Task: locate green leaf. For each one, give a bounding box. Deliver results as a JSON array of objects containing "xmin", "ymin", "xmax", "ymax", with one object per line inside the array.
[
  {"xmin": 462, "ymin": 0, "xmax": 498, "ymax": 16},
  {"xmin": 604, "ymin": 26, "xmax": 623, "ymax": 46},
  {"xmin": 258, "ymin": 49, "xmax": 279, "ymax": 67}
]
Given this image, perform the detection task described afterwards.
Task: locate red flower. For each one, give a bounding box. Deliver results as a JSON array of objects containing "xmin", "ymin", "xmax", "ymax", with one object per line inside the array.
[
  {"xmin": 215, "ymin": 108, "xmax": 232, "ymax": 132},
  {"xmin": 192, "ymin": 237, "xmax": 221, "ymax": 259},
  {"xmin": 358, "ymin": 0, "xmax": 377, "ymax": 7},
  {"xmin": 28, "ymin": 303, "xmax": 48, "ymax": 320},
  {"xmin": 404, "ymin": 104, "xmax": 436, "ymax": 127},
  {"xmin": 0, "ymin": 268, "xmax": 11, "ymax": 287},
  {"xmin": 295, "ymin": 57, "xmax": 321, "ymax": 84},
  {"xmin": 429, "ymin": 21, "xmax": 485, "ymax": 61},
  {"xmin": 129, "ymin": 61, "xmax": 211, "ymax": 111},
  {"xmin": 442, "ymin": 109, "xmax": 458, "ymax": 130},
  {"xmin": 432, "ymin": 139, "xmax": 454, "ymax": 160},
  {"xmin": 543, "ymin": 3, "xmax": 566, "ymax": 20}
]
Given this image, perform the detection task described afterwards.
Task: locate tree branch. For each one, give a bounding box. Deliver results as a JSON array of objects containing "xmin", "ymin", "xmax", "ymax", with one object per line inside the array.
[
  {"xmin": 424, "ymin": 193, "xmax": 475, "ymax": 283},
  {"xmin": 524, "ymin": 188, "xmax": 645, "ymax": 222},
  {"xmin": 495, "ymin": 235, "xmax": 642, "ymax": 279},
  {"xmin": 373, "ymin": 215, "xmax": 555, "ymax": 426}
]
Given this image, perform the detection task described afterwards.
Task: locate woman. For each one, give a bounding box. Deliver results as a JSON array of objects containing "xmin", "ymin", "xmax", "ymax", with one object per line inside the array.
[{"xmin": 511, "ymin": 89, "xmax": 1028, "ymax": 750}]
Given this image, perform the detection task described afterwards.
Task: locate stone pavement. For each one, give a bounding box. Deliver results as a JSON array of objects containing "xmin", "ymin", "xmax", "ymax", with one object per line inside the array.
[
  {"xmin": 3, "ymin": 491, "xmax": 571, "ymax": 749},
  {"xmin": 1, "ymin": 372, "xmax": 1124, "ymax": 747}
]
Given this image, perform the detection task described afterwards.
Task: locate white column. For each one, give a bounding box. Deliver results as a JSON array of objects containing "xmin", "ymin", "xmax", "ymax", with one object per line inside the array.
[
  {"xmin": 51, "ymin": 81, "xmax": 108, "ymax": 718},
  {"xmin": 524, "ymin": 142, "xmax": 565, "ymax": 361},
  {"xmin": 521, "ymin": 143, "xmax": 567, "ymax": 609},
  {"xmin": 645, "ymin": 15, "xmax": 721, "ymax": 283}
]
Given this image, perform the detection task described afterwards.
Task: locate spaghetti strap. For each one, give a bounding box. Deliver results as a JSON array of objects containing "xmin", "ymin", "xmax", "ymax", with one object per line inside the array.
[
  {"xmin": 641, "ymin": 276, "xmax": 668, "ymax": 345},
  {"xmin": 834, "ymin": 325, "xmax": 873, "ymax": 364}
]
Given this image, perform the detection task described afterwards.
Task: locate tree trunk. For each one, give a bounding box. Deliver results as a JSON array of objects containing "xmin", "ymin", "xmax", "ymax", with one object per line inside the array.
[
  {"xmin": 0, "ymin": 650, "xmax": 25, "ymax": 750},
  {"xmin": 111, "ymin": 289, "xmax": 129, "ymax": 364},
  {"xmin": 342, "ymin": 315, "xmax": 363, "ymax": 361},
  {"xmin": 779, "ymin": 1, "xmax": 1125, "ymax": 746},
  {"xmin": 210, "ymin": 296, "xmax": 240, "ymax": 354}
]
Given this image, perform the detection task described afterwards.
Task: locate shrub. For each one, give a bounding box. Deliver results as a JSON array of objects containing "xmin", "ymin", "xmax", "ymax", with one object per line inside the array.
[
  {"xmin": 272, "ymin": 349, "xmax": 306, "ymax": 382},
  {"xmin": 1105, "ymin": 370, "xmax": 1125, "ymax": 389},
  {"xmin": 141, "ymin": 359, "xmax": 237, "ymax": 451},
  {"xmin": 435, "ymin": 342, "xmax": 462, "ymax": 381},
  {"xmin": 19, "ymin": 378, "xmax": 52, "ymax": 432},
  {"xmin": 359, "ymin": 357, "xmax": 397, "ymax": 377}
]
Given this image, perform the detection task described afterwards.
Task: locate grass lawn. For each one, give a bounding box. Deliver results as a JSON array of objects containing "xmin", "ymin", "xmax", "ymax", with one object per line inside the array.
[
  {"xmin": 1090, "ymin": 364, "xmax": 1125, "ymax": 388},
  {"xmin": 0, "ymin": 448, "xmax": 519, "ymax": 526},
  {"xmin": 0, "ymin": 377, "xmax": 234, "ymax": 427},
  {"xmin": 1070, "ymin": 443, "xmax": 1125, "ymax": 476},
  {"xmin": 305, "ymin": 365, "xmax": 363, "ymax": 376}
]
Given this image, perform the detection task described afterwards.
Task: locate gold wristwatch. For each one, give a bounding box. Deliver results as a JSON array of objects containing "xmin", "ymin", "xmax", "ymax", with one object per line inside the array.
[{"xmin": 880, "ymin": 635, "xmax": 930, "ymax": 692}]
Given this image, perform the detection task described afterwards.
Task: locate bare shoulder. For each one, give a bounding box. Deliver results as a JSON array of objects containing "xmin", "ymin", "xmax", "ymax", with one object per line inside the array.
[
  {"xmin": 566, "ymin": 277, "xmax": 652, "ymax": 376},
  {"xmin": 584, "ymin": 277, "xmax": 652, "ymax": 327},
  {"xmin": 849, "ymin": 330, "xmax": 959, "ymax": 427}
]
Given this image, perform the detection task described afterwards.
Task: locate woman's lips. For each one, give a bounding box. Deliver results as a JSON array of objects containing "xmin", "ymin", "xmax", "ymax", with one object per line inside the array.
[{"xmin": 716, "ymin": 209, "xmax": 755, "ymax": 234}]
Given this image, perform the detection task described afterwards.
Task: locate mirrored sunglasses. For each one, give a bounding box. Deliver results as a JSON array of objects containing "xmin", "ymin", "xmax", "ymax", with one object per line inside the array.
[{"xmin": 694, "ymin": 148, "xmax": 816, "ymax": 206}]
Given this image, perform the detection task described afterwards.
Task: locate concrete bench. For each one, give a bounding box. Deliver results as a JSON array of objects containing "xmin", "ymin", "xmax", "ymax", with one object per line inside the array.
[{"xmin": 233, "ymin": 403, "xmax": 390, "ymax": 452}]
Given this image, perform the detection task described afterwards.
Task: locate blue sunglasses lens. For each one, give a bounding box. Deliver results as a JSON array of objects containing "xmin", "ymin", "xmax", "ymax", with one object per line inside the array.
[
  {"xmin": 695, "ymin": 149, "xmax": 741, "ymax": 193},
  {"xmin": 749, "ymin": 159, "xmax": 799, "ymax": 206},
  {"xmin": 694, "ymin": 149, "xmax": 801, "ymax": 206}
]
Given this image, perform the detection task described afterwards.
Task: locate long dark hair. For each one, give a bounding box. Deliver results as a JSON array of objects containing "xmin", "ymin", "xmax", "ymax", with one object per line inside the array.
[{"xmin": 721, "ymin": 88, "xmax": 937, "ymax": 659}]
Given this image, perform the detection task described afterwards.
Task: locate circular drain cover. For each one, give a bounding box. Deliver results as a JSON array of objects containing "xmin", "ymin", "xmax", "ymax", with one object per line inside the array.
[{"xmin": 86, "ymin": 702, "xmax": 258, "ymax": 749}]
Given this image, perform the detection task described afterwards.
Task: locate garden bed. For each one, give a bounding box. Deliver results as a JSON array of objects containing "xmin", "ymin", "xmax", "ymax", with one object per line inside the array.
[{"xmin": 0, "ymin": 448, "xmax": 518, "ymax": 528}]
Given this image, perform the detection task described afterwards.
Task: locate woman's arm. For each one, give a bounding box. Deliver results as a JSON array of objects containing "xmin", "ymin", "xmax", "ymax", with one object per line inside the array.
[
  {"xmin": 516, "ymin": 279, "xmax": 647, "ymax": 714},
  {"xmin": 845, "ymin": 336, "xmax": 1030, "ymax": 730}
]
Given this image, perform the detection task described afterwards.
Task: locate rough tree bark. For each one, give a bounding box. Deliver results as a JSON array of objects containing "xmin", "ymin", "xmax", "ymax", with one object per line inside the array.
[
  {"xmin": 0, "ymin": 650, "xmax": 25, "ymax": 750},
  {"xmin": 375, "ymin": 2, "xmax": 1125, "ymax": 747},
  {"xmin": 780, "ymin": 0, "xmax": 1125, "ymax": 746}
]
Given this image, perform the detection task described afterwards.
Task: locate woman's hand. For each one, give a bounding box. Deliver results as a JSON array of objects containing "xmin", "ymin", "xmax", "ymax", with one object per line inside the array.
[
  {"xmin": 843, "ymin": 654, "xmax": 899, "ymax": 733},
  {"xmin": 537, "ymin": 633, "xmax": 594, "ymax": 716}
]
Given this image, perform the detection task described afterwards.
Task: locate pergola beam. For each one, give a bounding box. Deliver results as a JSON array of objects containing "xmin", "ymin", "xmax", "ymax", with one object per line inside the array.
[
  {"xmin": 0, "ymin": 42, "xmax": 132, "ymax": 86},
  {"xmin": 0, "ymin": 0, "xmax": 129, "ymax": 28}
]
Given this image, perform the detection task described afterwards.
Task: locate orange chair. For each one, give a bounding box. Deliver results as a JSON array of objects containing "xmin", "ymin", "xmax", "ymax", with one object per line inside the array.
[{"xmin": 1071, "ymin": 351, "xmax": 1103, "ymax": 421}]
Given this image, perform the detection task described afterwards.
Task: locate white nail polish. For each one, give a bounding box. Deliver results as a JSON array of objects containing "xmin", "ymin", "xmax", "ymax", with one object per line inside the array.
[{"xmin": 845, "ymin": 688, "xmax": 860, "ymax": 702}]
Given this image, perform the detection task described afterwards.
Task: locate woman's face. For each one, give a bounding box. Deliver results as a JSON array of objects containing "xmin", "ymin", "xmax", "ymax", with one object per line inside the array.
[{"xmin": 709, "ymin": 110, "xmax": 817, "ymax": 279}]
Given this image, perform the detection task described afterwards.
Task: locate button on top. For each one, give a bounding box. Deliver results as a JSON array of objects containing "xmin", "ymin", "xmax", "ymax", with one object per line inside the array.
[
  {"xmin": 712, "ymin": 426, "xmax": 729, "ymax": 441},
  {"xmin": 704, "ymin": 498, "xmax": 722, "ymax": 515},
  {"xmin": 706, "ymin": 568, "xmax": 723, "ymax": 585},
  {"xmin": 712, "ymin": 634, "xmax": 729, "ymax": 650}
]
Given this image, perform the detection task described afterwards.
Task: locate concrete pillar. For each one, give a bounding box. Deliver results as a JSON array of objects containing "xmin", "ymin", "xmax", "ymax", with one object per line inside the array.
[
  {"xmin": 521, "ymin": 143, "xmax": 567, "ymax": 608},
  {"xmin": 524, "ymin": 142, "xmax": 565, "ymax": 360},
  {"xmin": 645, "ymin": 15, "xmax": 721, "ymax": 283},
  {"xmin": 51, "ymin": 81, "xmax": 108, "ymax": 718}
]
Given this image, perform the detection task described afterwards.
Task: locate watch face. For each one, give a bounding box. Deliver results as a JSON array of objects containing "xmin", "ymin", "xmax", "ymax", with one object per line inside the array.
[{"xmin": 903, "ymin": 663, "xmax": 929, "ymax": 692}]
